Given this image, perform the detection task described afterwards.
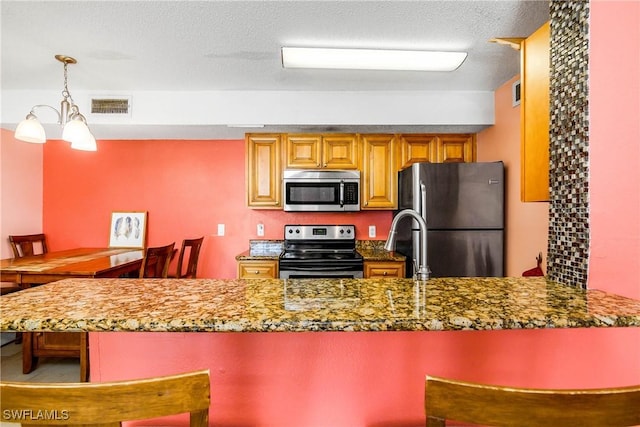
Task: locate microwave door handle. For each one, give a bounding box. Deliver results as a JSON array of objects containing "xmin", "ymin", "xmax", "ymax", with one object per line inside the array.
[{"xmin": 339, "ymin": 181, "xmax": 345, "ymax": 207}]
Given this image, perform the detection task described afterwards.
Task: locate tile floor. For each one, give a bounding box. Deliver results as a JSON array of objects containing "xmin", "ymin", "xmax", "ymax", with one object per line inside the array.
[{"xmin": 0, "ymin": 338, "xmax": 79, "ymax": 382}]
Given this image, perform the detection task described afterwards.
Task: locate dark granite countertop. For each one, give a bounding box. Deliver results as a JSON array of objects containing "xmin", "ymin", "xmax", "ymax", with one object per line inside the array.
[{"xmin": 2, "ymin": 277, "xmax": 639, "ymax": 333}]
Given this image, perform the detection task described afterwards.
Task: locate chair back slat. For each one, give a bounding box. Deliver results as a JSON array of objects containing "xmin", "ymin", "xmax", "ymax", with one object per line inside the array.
[
  {"xmin": 426, "ymin": 375, "xmax": 640, "ymax": 427},
  {"xmin": 1, "ymin": 370, "xmax": 210, "ymax": 426},
  {"xmin": 139, "ymin": 242, "xmax": 175, "ymax": 278},
  {"xmin": 9, "ymin": 234, "xmax": 48, "ymax": 258},
  {"xmin": 175, "ymin": 237, "xmax": 204, "ymax": 278}
]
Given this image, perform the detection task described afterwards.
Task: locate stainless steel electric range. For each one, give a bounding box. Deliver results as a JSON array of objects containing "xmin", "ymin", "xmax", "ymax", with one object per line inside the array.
[{"xmin": 278, "ymin": 225, "xmax": 363, "ymax": 279}]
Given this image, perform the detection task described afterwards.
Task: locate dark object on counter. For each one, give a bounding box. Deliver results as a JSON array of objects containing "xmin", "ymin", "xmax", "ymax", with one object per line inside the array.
[
  {"xmin": 522, "ymin": 252, "xmax": 544, "ymax": 277},
  {"xmin": 394, "ymin": 162, "xmax": 505, "ymax": 278}
]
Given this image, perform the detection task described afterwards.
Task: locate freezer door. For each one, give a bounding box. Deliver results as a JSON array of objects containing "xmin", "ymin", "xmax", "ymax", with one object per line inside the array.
[
  {"xmin": 399, "ymin": 162, "xmax": 505, "ymax": 229},
  {"xmin": 427, "ymin": 230, "xmax": 504, "ymax": 277}
]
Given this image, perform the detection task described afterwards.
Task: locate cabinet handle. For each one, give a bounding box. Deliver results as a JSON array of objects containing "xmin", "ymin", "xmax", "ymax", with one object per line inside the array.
[
  {"xmin": 254, "ymin": 271, "xmax": 259, "ymax": 274},
  {"xmin": 383, "ymin": 271, "xmax": 388, "ymax": 276},
  {"xmin": 323, "ymin": 163, "xmax": 327, "ymax": 167}
]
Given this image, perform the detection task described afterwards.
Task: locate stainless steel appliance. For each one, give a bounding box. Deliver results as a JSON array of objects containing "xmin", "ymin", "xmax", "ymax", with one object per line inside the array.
[
  {"xmin": 283, "ymin": 170, "xmax": 360, "ymax": 212},
  {"xmin": 279, "ymin": 225, "xmax": 364, "ymax": 279},
  {"xmin": 394, "ymin": 161, "xmax": 505, "ymax": 277}
]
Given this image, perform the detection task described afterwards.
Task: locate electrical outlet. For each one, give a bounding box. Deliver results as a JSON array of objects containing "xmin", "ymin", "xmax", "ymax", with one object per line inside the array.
[
  {"xmin": 369, "ymin": 225, "xmax": 376, "ymax": 238},
  {"xmin": 257, "ymin": 223, "xmax": 265, "ymax": 236},
  {"xmin": 217, "ymin": 224, "xmax": 225, "ymax": 236}
]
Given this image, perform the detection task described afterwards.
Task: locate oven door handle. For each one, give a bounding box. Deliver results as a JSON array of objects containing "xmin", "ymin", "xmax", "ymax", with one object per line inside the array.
[{"xmin": 280, "ymin": 265, "xmax": 359, "ymax": 272}]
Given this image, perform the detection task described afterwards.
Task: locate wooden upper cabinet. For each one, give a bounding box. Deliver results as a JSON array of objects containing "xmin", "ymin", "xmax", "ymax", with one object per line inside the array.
[
  {"xmin": 521, "ymin": 21, "xmax": 550, "ymax": 202},
  {"xmin": 360, "ymin": 134, "xmax": 397, "ymax": 210},
  {"xmin": 246, "ymin": 134, "xmax": 282, "ymax": 208},
  {"xmin": 437, "ymin": 134, "xmax": 476, "ymax": 163},
  {"xmin": 398, "ymin": 134, "xmax": 438, "ymax": 169},
  {"xmin": 286, "ymin": 134, "xmax": 358, "ymax": 169}
]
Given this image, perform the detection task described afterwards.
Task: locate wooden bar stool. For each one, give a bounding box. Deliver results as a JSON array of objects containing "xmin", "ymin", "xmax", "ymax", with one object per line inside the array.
[
  {"xmin": 1, "ymin": 369, "xmax": 210, "ymax": 426},
  {"xmin": 425, "ymin": 375, "xmax": 640, "ymax": 426}
]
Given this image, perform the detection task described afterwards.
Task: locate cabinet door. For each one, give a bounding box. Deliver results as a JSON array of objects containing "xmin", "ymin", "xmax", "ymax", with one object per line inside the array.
[
  {"xmin": 323, "ymin": 134, "xmax": 359, "ymax": 169},
  {"xmin": 521, "ymin": 21, "xmax": 550, "ymax": 202},
  {"xmin": 398, "ymin": 134, "xmax": 438, "ymax": 170},
  {"xmin": 237, "ymin": 260, "xmax": 278, "ymax": 278},
  {"xmin": 364, "ymin": 261, "xmax": 406, "ymax": 278},
  {"xmin": 246, "ymin": 134, "xmax": 282, "ymax": 208},
  {"xmin": 436, "ymin": 135, "xmax": 475, "ymax": 163},
  {"xmin": 361, "ymin": 134, "xmax": 397, "ymax": 210},
  {"xmin": 286, "ymin": 134, "xmax": 322, "ymax": 168}
]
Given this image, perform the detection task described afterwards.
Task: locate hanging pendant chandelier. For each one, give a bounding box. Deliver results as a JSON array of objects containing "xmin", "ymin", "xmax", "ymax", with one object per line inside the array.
[{"xmin": 14, "ymin": 55, "xmax": 97, "ymax": 151}]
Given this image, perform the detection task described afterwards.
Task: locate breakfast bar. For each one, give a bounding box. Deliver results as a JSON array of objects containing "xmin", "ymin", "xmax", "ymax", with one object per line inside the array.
[{"xmin": 2, "ymin": 277, "xmax": 639, "ymax": 426}]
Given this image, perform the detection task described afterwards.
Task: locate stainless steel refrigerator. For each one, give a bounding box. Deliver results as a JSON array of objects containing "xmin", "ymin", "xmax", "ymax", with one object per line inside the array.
[{"xmin": 394, "ymin": 161, "xmax": 505, "ymax": 277}]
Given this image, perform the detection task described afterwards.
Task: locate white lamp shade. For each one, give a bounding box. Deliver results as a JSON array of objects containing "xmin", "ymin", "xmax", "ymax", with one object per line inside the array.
[
  {"xmin": 63, "ymin": 119, "xmax": 97, "ymax": 151},
  {"xmin": 70, "ymin": 131, "xmax": 97, "ymax": 152},
  {"xmin": 15, "ymin": 116, "xmax": 46, "ymax": 143},
  {"xmin": 62, "ymin": 118, "xmax": 89, "ymax": 143}
]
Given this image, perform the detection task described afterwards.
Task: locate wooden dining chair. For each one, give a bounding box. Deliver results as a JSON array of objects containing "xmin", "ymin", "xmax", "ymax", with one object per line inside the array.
[
  {"xmin": 9, "ymin": 234, "xmax": 48, "ymax": 258},
  {"xmin": 139, "ymin": 242, "xmax": 175, "ymax": 278},
  {"xmin": 425, "ymin": 375, "xmax": 640, "ymax": 427},
  {"xmin": 0, "ymin": 369, "xmax": 210, "ymax": 426},
  {"xmin": 171, "ymin": 236, "xmax": 205, "ymax": 278}
]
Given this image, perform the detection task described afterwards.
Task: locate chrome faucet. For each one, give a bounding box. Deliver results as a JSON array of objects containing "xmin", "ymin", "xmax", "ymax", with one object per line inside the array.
[{"xmin": 384, "ymin": 209, "xmax": 430, "ymax": 281}]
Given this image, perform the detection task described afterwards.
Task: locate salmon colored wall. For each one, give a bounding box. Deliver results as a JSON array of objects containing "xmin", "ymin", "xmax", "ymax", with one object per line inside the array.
[
  {"xmin": 588, "ymin": 0, "xmax": 640, "ymax": 300},
  {"xmin": 0, "ymin": 129, "xmax": 43, "ymax": 259},
  {"xmin": 42, "ymin": 138, "xmax": 392, "ymax": 279},
  {"xmin": 92, "ymin": 328, "xmax": 640, "ymax": 427},
  {"xmin": 477, "ymin": 76, "xmax": 549, "ymax": 277}
]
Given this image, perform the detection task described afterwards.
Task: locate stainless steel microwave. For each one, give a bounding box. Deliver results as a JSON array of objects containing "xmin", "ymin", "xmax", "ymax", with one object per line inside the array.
[{"xmin": 283, "ymin": 170, "xmax": 360, "ymax": 212}]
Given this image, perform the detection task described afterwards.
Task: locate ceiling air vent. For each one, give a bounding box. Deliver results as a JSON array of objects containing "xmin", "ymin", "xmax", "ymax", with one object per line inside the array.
[{"xmin": 91, "ymin": 98, "xmax": 130, "ymax": 114}]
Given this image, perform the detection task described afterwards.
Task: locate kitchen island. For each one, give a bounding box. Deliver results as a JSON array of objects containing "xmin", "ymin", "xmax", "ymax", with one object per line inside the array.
[{"xmin": 2, "ymin": 277, "xmax": 639, "ymax": 426}]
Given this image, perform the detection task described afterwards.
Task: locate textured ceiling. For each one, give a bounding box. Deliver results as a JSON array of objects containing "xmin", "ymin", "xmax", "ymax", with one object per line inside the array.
[
  {"xmin": 1, "ymin": 1, "xmax": 549, "ymax": 92},
  {"xmin": 0, "ymin": 1, "xmax": 549, "ymax": 138}
]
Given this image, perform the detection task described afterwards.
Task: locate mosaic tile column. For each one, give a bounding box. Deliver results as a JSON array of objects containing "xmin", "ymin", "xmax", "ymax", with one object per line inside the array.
[{"xmin": 547, "ymin": 0, "xmax": 590, "ymax": 288}]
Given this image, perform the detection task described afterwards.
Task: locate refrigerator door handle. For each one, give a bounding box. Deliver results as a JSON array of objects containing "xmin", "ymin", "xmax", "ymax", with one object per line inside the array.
[{"xmin": 420, "ymin": 182, "xmax": 427, "ymax": 221}]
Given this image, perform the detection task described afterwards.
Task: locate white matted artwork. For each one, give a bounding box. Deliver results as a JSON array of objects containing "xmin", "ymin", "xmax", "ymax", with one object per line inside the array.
[{"xmin": 109, "ymin": 211, "xmax": 148, "ymax": 248}]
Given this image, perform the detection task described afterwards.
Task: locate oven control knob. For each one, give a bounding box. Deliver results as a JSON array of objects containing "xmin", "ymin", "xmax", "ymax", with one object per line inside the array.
[
  {"xmin": 295, "ymin": 229, "xmax": 300, "ymax": 233},
  {"xmin": 288, "ymin": 229, "xmax": 293, "ymax": 234},
  {"xmin": 346, "ymin": 229, "xmax": 351, "ymax": 234},
  {"xmin": 340, "ymin": 229, "xmax": 344, "ymax": 234}
]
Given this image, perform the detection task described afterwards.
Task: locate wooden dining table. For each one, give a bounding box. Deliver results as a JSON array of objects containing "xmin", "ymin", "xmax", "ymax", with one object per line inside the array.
[
  {"xmin": 0, "ymin": 247, "xmax": 145, "ymax": 382},
  {"xmin": 1, "ymin": 247, "xmax": 145, "ymax": 288}
]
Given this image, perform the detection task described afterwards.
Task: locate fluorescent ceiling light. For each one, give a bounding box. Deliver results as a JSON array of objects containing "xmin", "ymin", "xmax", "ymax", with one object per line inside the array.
[{"xmin": 281, "ymin": 47, "xmax": 467, "ymax": 72}]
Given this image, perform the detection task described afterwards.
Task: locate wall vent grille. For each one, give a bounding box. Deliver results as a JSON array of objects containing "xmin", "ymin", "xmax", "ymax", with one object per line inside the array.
[{"xmin": 91, "ymin": 98, "xmax": 130, "ymax": 114}]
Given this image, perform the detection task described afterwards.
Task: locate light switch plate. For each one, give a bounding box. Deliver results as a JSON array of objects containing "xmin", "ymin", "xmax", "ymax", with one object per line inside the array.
[
  {"xmin": 217, "ymin": 224, "xmax": 225, "ymax": 236},
  {"xmin": 257, "ymin": 223, "xmax": 265, "ymax": 236},
  {"xmin": 369, "ymin": 225, "xmax": 376, "ymax": 238}
]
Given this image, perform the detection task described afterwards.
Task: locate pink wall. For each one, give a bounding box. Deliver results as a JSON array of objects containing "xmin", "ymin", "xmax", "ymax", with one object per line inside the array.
[
  {"xmin": 92, "ymin": 328, "xmax": 640, "ymax": 427},
  {"xmin": 0, "ymin": 129, "xmax": 43, "ymax": 259},
  {"xmin": 41, "ymin": 138, "xmax": 391, "ymax": 279},
  {"xmin": 477, "ymin": 76, "xmax": 549, "ymax": 277},
  {"xmin": 588, "ymin": 0, "xmax": 640, "ymax": 300}
]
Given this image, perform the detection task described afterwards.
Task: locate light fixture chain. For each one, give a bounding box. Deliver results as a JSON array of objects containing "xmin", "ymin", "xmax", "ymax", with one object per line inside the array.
[{"xmin": 62, "ymin": 62, "xmax": 71, "ymax": 101}]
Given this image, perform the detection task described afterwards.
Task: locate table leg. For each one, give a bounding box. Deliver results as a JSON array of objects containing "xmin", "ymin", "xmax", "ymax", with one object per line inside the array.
[
  {"xmin": 80, "ymin": 332, "xmax": 89, "ymax": 382},
  {"xmin": 22, "ymin": 332, "xmax": 37, "ymax": 374}
]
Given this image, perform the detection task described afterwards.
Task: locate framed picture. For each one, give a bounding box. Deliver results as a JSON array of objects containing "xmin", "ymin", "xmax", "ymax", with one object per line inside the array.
[{"xmin": 109, "ymin": 211, "xmax": 148, "ymax": 248}]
